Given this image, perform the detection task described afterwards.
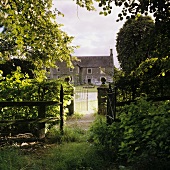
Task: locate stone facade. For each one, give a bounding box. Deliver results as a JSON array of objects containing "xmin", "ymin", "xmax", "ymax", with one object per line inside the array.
[{"xmin": 48, "ymin": 49, "xmax": 114, "ymax": 85}]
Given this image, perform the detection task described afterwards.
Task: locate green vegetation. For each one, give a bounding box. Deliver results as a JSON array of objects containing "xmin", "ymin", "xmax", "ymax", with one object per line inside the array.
[
  {"xmin": 116, "ymin": 14, "xmax": 169, "ymax": 100},
  {"xmin": 116, "ymin": 15, "xmax": 155, "ymax": 73},
  {"xmin": 76, "ymin": 0, "xmax": 169, "ymax": 25},
  {"xmin": 0, "ymin": 68, "xmax": 74, "ymax": 136},
  {"xmin": 0, "ymin": 124, "xmax": 116, "ymax": 170},
  {"xmin": 0, "ymin": 0, "xmax": 75, "ymax": 69},
  {"xmin": 46, "ymin": 126, "xmax": 86, "ymax": 143},
  {"xmin": 0, "ymin": 147, "xmax": 28, "ymax": 170},
  {"xmin": 1, "ymin": 99, "xmax": 170, "ymax": 169},
  {"xmin": 89, "ymin": 98, "xmax": 170, "ymax": 169},
  {"xmin": 0, "ymin": 1, "xmax": 169, "ymax": 170},
  {"xmin": 0, "ymin": 67, "xmax": 73, "ymax": 115}
]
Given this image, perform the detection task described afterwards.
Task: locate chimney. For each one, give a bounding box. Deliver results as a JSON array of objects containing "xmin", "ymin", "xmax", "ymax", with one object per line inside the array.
[
  {"xmin": 110, "ymin": 49, "xmax": 113, "ymax": 56},
  {"xmin": 109, "ymin": 49, "xmax": 114, "ymax": 77}
]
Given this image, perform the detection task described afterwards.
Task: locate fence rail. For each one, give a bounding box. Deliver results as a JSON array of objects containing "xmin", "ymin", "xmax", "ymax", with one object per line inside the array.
[
  {"xmin": 0, "ymin": 85, "xmax": 64, "ymax": 140},
  {"xmin": 106, "ymin": 84, "xmax": 170, "ymax": 125},
  {"xmin": 116, "ymin": 96, "xmax": 170, "ymax": 106}
]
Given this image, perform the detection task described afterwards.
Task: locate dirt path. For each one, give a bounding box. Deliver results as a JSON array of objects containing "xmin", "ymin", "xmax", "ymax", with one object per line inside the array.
[{"xmin": 66, "ymin": 112, "xmax": 96, "ymax": 130}]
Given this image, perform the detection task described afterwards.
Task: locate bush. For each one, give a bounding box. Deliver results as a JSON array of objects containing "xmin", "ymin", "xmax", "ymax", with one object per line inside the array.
[{"xmin": 89, "ymin": 98, "xmax": 170, "ymax": 168}]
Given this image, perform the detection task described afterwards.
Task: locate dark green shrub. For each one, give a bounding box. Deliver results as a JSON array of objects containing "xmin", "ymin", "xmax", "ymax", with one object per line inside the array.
[
  {"xmin": 90, "ymin": 98, "xmax": 170, "ymax": 168},
  {"xmin": 118, "ymin": 99, "xmax": 170, "ymax": 164}
]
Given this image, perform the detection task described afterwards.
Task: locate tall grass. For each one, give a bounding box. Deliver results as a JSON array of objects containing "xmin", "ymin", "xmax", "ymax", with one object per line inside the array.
[
  {"xmin": 0, "ymin": 123, "xmax": 116, "ymax": 170},
  {"xmin": 44, "ymin": 142, "xmax": 111, "ymax": 170},
  {"xmin": 45, "ymin": 126, "xmax": 86, "ymax": 143},
  {"xmin": 0, "ymin": 147, "xmax": 28, "ymax": 170}
]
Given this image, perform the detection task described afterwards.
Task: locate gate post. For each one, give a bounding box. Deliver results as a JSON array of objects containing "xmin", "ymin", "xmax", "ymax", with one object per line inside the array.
[
  {"xmin": 107, "ymin": 84, "xmax": 114, "ymax": 125},
  {"xmin": 65, "ymin": 77, "xmax": 74, "ymax": 115},
  {"xmin": 107, "ymin": 85, "xmax": 117, "ymax": 125},
  {"xmin": 97, "ymin": 77, "xmax": 108, "ymax": 115}
]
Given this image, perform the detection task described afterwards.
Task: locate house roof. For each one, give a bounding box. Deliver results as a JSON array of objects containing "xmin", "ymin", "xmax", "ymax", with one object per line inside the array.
[{"xmin": 74, "ymin": 56, "xmax": 113, "ymax": 68}]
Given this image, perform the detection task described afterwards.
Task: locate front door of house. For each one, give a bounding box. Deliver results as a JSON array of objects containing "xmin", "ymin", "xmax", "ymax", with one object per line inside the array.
[{"xmin": 88, "ymin": 79, "xmax": 91, "ymax": 84}]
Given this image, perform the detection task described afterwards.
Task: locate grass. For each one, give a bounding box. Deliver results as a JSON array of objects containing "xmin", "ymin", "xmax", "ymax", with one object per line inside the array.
[
  {"xmin": 67, "ymin": 112, "xmax": 84, "ymax": 120},
  {"xmin": 45, "ymin": 126, "xmax": 86, "ymax": 143},
  {"xmin": 43, "ymin": 142, "xmax": 111, "ymax": 170},
  {"xmin": 75, "ymin": 85, "xmax": 98, "ymax": 93},
  {"xmin": 75, "ymin": 100, "xmax": 97, "ymax": 113},
  {"xmin": 0, "ymin": 120, "xmax": 116, "ymax": 170},
  {"xmin": 0, "ymin": 147, "xmax": 26, "ymax": 170}
]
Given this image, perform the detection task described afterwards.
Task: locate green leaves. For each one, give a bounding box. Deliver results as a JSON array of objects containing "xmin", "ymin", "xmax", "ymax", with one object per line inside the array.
[
  {"xmin": 90, "ymin": 98, "xmax": 170, "ymax": 165},
  {"xmin": 116, "ymin": 15, "xmax": 155, "ymax": 73},
  {"xmin": 119, "ymin": 98, "xmax": 170, "ymax": 162},
  {"xmin": 0, "ymin": 0, "xmax": 76, "ymax": 68},
  {"xmin": 0, "ymin": 67, "xmax": 73, "ymax": 119}
]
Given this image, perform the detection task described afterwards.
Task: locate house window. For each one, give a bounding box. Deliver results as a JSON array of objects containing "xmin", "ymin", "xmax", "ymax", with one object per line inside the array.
[
  {"xmin": 69, "ymin": 68, "xmax": 73, "ymax": 72},
  {"xmin": 87, "ymin": 68, "xmax": 92, "ymax": 74},
  {"xmin": 57, "ymin": 75, "xmax": 60, "ymax": 79},
  {"xmin": 57, "ymin": 67, "xmax": 60, "ymax": 72}
]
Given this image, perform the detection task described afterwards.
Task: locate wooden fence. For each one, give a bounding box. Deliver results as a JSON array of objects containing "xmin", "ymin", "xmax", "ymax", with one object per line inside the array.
[
  {"xmin": 106, "ymin": 84, "xmax": 170, "ymax": 125},
  {"xmin": 0, "ymin": 85, "xmax": 64, "ymax": 141}
]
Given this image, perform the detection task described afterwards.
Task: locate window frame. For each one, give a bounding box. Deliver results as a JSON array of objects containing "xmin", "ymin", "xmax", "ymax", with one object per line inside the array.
[{"xmin": 87, "ymin": 68, "xmax": 92, "ymax": 74}]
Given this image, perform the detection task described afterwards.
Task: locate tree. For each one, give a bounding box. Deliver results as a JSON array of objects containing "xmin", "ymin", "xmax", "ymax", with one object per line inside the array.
[
  {"xmin": 0, "ymin": 0, "xmax": 76, "ymax": 69},
  {"xmin": 116, "ymin": 15, "xmax": 155, "ymax": 73},
  {"xmin": 76, "ymin": 0, "xmax": 169, "ymax": 24}
]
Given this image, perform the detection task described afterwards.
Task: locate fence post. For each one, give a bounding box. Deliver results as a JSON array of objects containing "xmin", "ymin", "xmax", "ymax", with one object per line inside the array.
[
  {"xmin": 38, "ymin": 104, "xmax": 46, "ymax": 139},
  {"xmin": 60, "ymin": 84, "xmax": 64, "ymax": 134},
  {"xmin": 106, "ymin": 84, "xmax": 114, "ymax": 125},
  {"xmin": 97, "ymin": 77, "xmax": 108, "ymax": 115},
  {"xmin": 114, "ymin": 86, "xmax": 117, "ymax": 120}
]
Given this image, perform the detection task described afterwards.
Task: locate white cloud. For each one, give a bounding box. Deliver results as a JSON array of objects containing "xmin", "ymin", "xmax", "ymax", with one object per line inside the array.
[{"xmin": 53, "ymin": 0, "xmax": 125, "ymax": 67}]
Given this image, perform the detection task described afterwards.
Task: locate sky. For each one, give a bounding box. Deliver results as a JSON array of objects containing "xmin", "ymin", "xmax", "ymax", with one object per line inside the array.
[{"xmin": 53, "ymin": 0, "xmax": 125, "ymax": 67}]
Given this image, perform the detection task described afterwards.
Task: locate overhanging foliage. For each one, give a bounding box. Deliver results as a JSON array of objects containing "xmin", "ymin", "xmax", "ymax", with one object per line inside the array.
[{"xmin": 0, "ymin": 0, "xmax": 77, "ymax": 68}]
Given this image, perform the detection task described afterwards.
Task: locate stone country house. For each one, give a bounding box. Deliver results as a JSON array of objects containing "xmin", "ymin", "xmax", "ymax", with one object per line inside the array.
[{"xmin": 47, "ymin": 49, "xmax": 114, "ymax": 85}]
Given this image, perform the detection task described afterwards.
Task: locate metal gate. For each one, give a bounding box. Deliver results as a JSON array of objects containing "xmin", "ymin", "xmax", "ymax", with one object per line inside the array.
[{"xmin": 74, "ymin": 86, "xmax": 98, "ymax": 114}]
